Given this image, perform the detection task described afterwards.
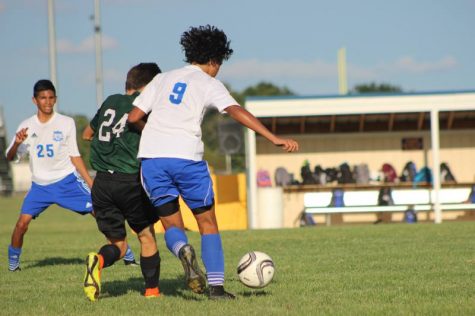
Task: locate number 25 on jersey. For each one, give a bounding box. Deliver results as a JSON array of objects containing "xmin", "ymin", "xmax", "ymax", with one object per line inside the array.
[{"xmin": 37, "ymin": 144, "xmax": 54, "ymax": 158}]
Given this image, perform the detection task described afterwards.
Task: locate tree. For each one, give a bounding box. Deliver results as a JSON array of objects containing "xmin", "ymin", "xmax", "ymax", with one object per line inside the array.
[
  {"xmin": 241, "ymin": 81, "xmax": 295, "ymax": 97},
  {"xmin": 202, "ymin": 82, "xmax": 295, "ymax": 173},
  {"xmin": 73, "ymin": 114, "xmax": 91, "ymax": 169},
  {"xmin": 351, "ymin": 82, "xmax": 402, "ymax": 94}
]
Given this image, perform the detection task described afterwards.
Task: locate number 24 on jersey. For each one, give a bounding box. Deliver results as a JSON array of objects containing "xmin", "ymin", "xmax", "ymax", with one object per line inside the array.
[{"xmin": 98, "ymin": 109, "xmax": 128, "ymax": 142}]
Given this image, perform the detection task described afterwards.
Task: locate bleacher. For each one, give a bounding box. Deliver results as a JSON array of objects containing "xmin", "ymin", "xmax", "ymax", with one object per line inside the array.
[
  {"xmin": 296, "ymin": 183, "xmax": 475, "ymax": 225},
  {"xmin": 280, "ymin": 159, "xmax": 475, "ymax": 226}
]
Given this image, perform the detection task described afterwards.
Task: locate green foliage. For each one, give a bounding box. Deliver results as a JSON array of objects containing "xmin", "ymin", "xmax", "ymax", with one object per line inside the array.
[
  {"xmin": 73, "ymin": 114, "xmax": 91, "ymax": 169},
  {"xmin": 203, "ymin": 82, "xmax": 294, "ymax": 173},
  {"xmin": 241, "ymin": 81, "xmax": 295, "ymax": 97},
  {"xmin": 352, "ymin": 82, "xmax": 402, "ymax": 94},
  {"xmin": 1, "ymin": 195, "xmax": 474, "ymax": 315},
  {"xmin": 224, "ymin": 83, "xmax": 245, "ymax": 105}
]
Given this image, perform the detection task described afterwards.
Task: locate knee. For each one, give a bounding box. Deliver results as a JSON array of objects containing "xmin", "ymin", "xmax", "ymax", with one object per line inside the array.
[
  {"xmin": 108, "ymin": 239, "xmax": 127, "ymax": 257},
  {"xmin": 196, "ymin": 213, "xmax": 219, "ymax": 234},
  {"xmin": 15, "ymin": 221, "xmax": 29, "ymax": 235},
  {"xmin": 137, "ymin": 227, "xmax": 156, "ymax": 244}
]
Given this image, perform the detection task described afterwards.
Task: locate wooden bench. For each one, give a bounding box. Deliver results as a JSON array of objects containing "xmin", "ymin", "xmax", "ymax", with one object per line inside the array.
[{"xmin": 302, "ymin": 187, "xmax": 475, "ymax": 225}]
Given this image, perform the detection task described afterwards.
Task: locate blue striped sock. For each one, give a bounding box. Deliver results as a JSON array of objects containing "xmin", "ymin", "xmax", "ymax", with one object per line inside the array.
[
  {"xmin": 123, "ymin": 245, "xmax": 135, "ymax": 262},
  {"xmin": 201, "ymin": 234, "xmax": 224, "ymax": 286},
  {"xmin": 164, "ymin": 227, "xmax": 188, "ymax": 257},
  {"xmin": 8, "ymin": 245, "xmax": 21, "ymax": 271}
]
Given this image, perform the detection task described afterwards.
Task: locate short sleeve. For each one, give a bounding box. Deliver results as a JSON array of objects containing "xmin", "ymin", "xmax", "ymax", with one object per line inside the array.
[
  {"xmin": 67, "ymin": 119, "xmax": 81, "ymax": 157},
  {"xmin": 206, "ymin": 79, "xmax": 239, "ymax": 113},
  {"xmin": 89, "ymin": 108, "xmax": 101, "ymax": 131},
  {"xmin": 133, "ymin": 75, "xmax": 159, "ymax": 114}
]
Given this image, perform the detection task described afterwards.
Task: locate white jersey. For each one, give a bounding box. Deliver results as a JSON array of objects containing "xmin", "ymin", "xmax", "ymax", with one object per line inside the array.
[
  {"xmin": 6, "ymin": 112, "xmax": 80, "ymax": 185},
  {"xmin": 133, "ymin": 65, "xmax": 239, "ymax": 161}
]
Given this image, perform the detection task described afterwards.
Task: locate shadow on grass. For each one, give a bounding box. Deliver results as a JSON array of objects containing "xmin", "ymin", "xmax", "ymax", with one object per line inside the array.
[
  {"xmin": 239, "ymin": 290, "xmax": 270, "ymax": 297},
  {"xmin": 27, "ymin": 256, "xmax": 83, "ymax": 268},
  {"xmin": 101, "ymin": 277, "xmax": 204, "ymax": 301}
]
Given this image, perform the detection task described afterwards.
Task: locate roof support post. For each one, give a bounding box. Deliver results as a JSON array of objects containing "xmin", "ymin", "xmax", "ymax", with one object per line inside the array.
[
  {"xmin": 430, "ymin": 109, "xmax": 442, "ymax": 224},
  {"xmin": 245, "ymin": 128, "xmax": 257, "ymax": 229}
]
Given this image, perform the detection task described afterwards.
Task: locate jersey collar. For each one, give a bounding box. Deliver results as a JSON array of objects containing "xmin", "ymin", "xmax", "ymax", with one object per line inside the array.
[{"xmin": 35, "ymin": 111, "xmax": 57, "ymax": 126}]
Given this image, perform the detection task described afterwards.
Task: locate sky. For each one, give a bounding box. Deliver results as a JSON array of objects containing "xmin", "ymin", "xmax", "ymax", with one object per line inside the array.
[{"xmin": 0, "ymin": 0, "xmax": 474, "ymax": 139}]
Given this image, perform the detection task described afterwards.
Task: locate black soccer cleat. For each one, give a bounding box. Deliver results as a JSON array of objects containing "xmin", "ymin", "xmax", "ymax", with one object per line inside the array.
[
  {"xmin": 178, "ymin": 244, "xmax": 207, "ymax": 294},
  {"xmin": 208, "ymin": 285, "xmax": 236, "ymax": 300},
  {"xmin": 124, "ymin": 259, "xmax": 139, "ymax": 267}
]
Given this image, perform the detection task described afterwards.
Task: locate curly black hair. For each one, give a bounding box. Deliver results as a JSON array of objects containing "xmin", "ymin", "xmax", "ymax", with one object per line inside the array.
[{"xmin": 180, "ymin": 25, "xmax": 233, "ymax": 65}]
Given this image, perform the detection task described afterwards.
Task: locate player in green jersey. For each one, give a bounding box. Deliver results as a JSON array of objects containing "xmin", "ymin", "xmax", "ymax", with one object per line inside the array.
[{"xmin": 82, "ymin": 63, "xmax": 162, "ymax": 301}]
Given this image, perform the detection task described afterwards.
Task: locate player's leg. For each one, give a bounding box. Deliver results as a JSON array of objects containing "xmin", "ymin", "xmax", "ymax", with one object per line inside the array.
[
  {"xmin": 122, "ymin": 178, "xmax": 161, "ymax": 298},
  {"xmin": 83, "ymin": 172, "xmax": 127, "ymax": 301},
  {"xmin": 141, "ymin": 158, "xmax": 206, "ymax": 294},
  {"xmin": 136, "ymin": 225, "xmax": 161, "ymax": 298},
  {"xmin": 8, "ymin": 214, "xmax": 33, "ymax": 271},
  {"xmin": 84, "ymin": 239, "xmax": 126, "ymax": 301},
  {"xmin": 178, "ymin": 159, "xmax": 234, "ymax": 299},
  {"xmin": 8, "ymin": 183, "xmax": 51, "ymax": 271},
  {"xmin": 57, "ymin": 172, "xmax": 138, "ymax": 266},
  {"xmin": 160, "ymin": 209, "xmax": 207, "ymax": 294},
  {"xmin": 193, "ymin": 207, "xmax": 235, "ymax": 299}
]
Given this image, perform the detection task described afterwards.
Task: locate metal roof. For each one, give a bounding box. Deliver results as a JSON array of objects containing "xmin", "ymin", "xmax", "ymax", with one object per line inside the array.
[{"xmin": 245, "ymin": 90, "xmax": 475, "ymax": 134}]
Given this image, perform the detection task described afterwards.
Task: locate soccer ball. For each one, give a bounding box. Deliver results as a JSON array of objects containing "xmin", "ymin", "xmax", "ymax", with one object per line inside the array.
[{"xmin": 237, "ymin": 251, "xmax": 275, "ymax": 288}]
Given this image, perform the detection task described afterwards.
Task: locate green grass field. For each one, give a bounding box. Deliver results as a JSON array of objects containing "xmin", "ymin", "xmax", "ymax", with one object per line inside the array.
[{"xmin": 0, "ymin": 195, "xmax": 474, "ymax": 315}]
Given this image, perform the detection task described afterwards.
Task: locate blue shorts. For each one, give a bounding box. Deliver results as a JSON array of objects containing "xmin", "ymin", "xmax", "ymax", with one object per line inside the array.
[
  {"xmin": 21, "ymin": 172, "xmax": 93, "ymax": 218},
  {"xmin": 141, "ymin": 158, "xmax": 214, "ymax": 211}
]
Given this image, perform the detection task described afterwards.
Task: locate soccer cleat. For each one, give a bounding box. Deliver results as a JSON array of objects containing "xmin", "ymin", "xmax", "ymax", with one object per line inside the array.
[
  {"xmin": 124, "ymin": 259, "xmax": 140, "ymax": 267},
  {"xmin": 84, "ymin": 252, "xmax": 101, "ymax": 301},
  {"xmin": 208, "ymin": 285, "xmax": 236, "ymax": 300},
  {"xmin": 144, "ymin": 287, "xmax": 160, "ymax": 298},
  {"xmin": 178, "ymin": 244, "xmax": 207, "ymax": 294},
  {"xmin": 8, "ymin": 246, "xmax": 21, "ymax": 272},
  {"xmin": 123, "ymin": 246, "xmax": 136, "ymax": 264}
]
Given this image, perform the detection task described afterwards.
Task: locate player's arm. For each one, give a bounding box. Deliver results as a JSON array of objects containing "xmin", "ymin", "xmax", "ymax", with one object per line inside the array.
[
  {"xmin": 128, "ymin": 116, "xmax": 147, "ymax": 132},
  {"xmin": 225, "ymin": 105, "xmax": 299, "ymax": 152},
  {"xmin": 82, "ymin": 125, "xmax": 94, "ymax": 141},
  {"xmin": 83, "ymin": 110, "xmax": 100, "ymax": 141},
  {"xmin": 70, "ymin": 156, "xmax": 93, "ymax": 188},
  {"xmin": 127, "ymin": 106, "xmax": 147, "ymax": 124},
  {"xmin": 6, "ymin": 128, "xmax": 28, "ymax": 161}
]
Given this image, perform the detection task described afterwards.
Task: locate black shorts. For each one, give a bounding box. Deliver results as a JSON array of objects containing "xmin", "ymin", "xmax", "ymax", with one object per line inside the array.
[{"xmin": 91, "ymin": 171, "xmax": 159, "ymax": 239}]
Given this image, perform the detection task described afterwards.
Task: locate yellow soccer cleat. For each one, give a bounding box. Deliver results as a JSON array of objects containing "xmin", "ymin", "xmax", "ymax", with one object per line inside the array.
[{"xmin": 83, "ymin": 252, "xmax": 102, "ymax": 301}]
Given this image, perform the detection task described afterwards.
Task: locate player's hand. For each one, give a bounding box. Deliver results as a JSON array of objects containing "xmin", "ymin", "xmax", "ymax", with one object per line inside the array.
[
  {"xmin": 273, "ymin": 137, "xmax": 299, "ymax": 152},
  {"xmin": 15, "ymin": 128, "xmax": 28, "ymax": 144}
]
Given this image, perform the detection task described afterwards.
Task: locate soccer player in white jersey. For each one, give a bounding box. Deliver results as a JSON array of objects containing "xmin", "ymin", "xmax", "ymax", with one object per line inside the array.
[
  {"xmin": 128, "ymin": 25, "xmax": 299, "ymax": 299},
  {"xmin": 4, "ymin": 80, "xmax": 141, "ymax": 272}
]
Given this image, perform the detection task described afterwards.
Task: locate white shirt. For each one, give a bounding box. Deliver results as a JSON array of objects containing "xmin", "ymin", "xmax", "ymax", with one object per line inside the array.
[
  {"xmin": 133, "ymin": 65, "xmax": 239, "ymax": 161},
  {"xmin": 6, "ymin": 112, "xmax": 80, "ymax": 185}
]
